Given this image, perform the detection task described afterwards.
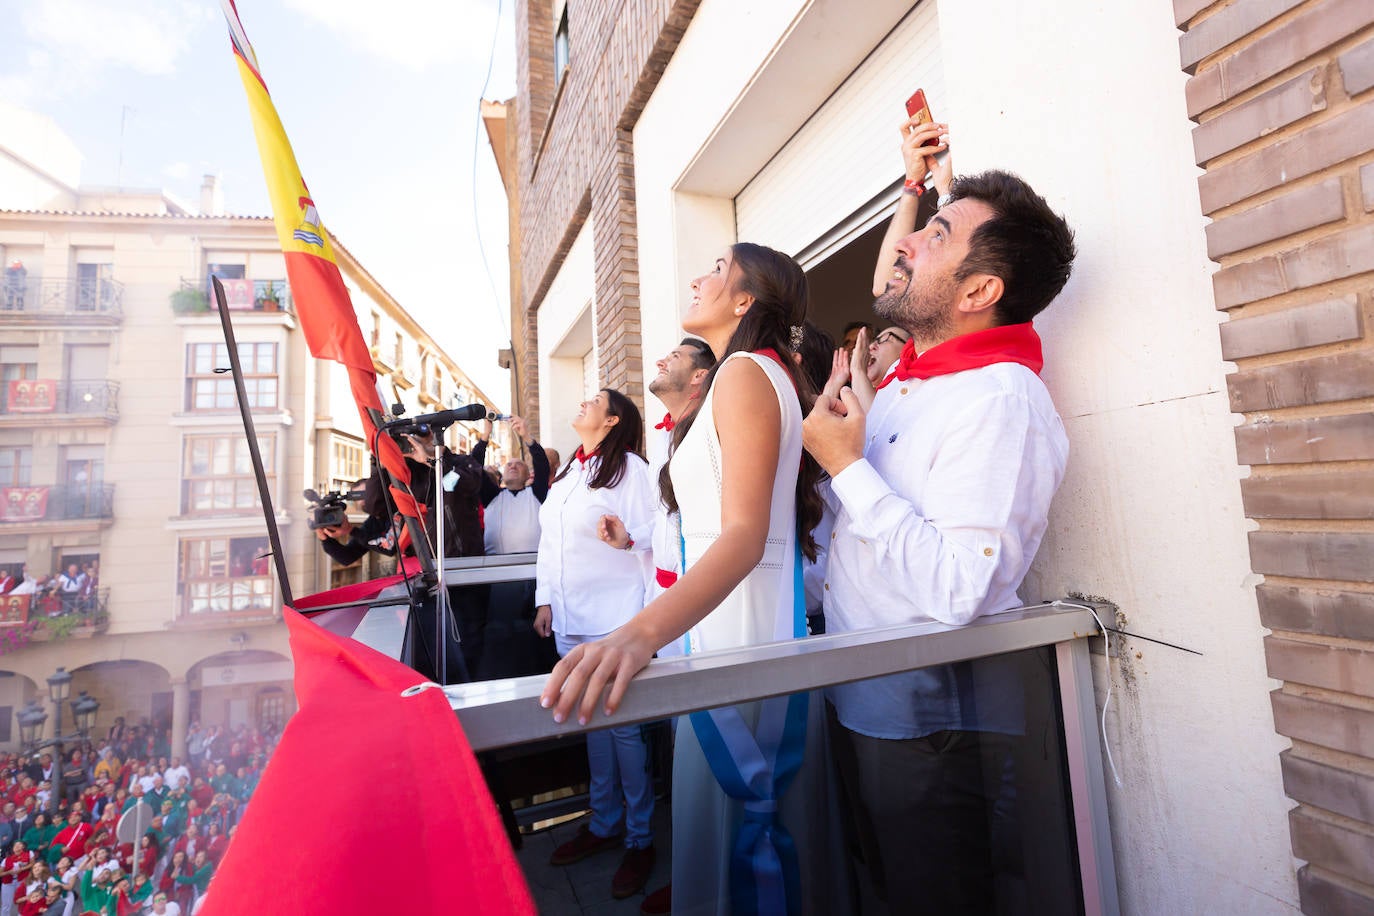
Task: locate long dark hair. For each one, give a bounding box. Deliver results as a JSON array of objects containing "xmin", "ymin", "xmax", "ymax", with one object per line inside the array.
[
  {"xmin": 552, "ymin": 388, "xmax": 645, "ymax": 490},
  {"xmin": 660, "ymin": 242, "xmax": 823, "ymax": 560}
]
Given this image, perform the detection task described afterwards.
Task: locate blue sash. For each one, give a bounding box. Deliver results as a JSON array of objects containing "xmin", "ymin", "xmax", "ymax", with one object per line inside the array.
[{"xmin": 682, "ymin": 529, "xmax": 809, "ymax": 916}]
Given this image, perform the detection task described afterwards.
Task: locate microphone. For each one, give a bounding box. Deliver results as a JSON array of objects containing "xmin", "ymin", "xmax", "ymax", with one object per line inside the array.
[{"xmin": 382, "ymin": 404, "xmax": 488, "ymax": 430}]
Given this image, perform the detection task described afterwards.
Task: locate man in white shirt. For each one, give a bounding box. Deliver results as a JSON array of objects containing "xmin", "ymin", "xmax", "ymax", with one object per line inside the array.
[
  {"xmin": 803, "ymin": 168, "xmax": 1074, "ymax": 913},
  {"xmin": 162, "ymin": 757, "xmax": 191, "ymax": 791},
  {"xmin": 630, "ymin": 338, "xmax": 714, "ymax": 605},
  {"xmin": 473, "ymin": 415, "xmax": 550, "ymax": 555}
]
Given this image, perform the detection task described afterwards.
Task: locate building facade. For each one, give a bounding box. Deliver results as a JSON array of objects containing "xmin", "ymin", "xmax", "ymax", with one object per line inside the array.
[
  {"xmin": 0, "ymin": 105, "xmax": 504, "ymax": 759},
  {"xmin": 494, "ymin": 0, "xmax": 1374, "ymax": 911}
]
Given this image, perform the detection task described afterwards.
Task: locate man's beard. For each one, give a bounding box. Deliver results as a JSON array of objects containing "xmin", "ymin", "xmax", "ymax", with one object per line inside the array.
[
  {"xmin": 648, "ymin": 373, "xmax": 686, "ymax": 399},
  {"xmin": 874, "ymin": 260, "xmax": 956, "ymax": 344}
]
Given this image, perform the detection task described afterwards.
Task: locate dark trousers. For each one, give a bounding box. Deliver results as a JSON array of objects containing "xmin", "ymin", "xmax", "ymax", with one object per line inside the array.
[{"xmin": 827, "ymin": 701, "xmax": 1019, "ymax": 916}]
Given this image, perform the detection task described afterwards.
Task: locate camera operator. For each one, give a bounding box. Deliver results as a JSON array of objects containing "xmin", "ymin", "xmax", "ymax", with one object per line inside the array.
[
  {"xmin": 314, "ymin": 428, "xmax": 486, "ymax": 565},
  {"xmin": 314, "ymin": 474, "xmax": 395, "ymax": 567},
  {"xmin": 315, "ymin": 427, "xmax": 490, "ymax": 679}
]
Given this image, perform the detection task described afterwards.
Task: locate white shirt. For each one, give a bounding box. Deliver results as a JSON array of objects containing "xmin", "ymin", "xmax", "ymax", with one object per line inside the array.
[
  {"xmin": 630, "ymin": 424, "xmax": 683, "ymax": 655},
  {"xmin": 483, "ymin": 487, "xmax": 542, "ymax": 554},
  {"xmin": 138, "ymin": 774, "xmax": 158, "ymax": 794},
  {"xmin": 822, "ymin": 362, "xmax": 1068, "ymax": 736},
  {"xmin": 535, "ymin": 452, "xmax": 656, "ymax": 637},
  {"xmin": 163, "ymin": 766, "xmax": 190, "ymax": 791}
]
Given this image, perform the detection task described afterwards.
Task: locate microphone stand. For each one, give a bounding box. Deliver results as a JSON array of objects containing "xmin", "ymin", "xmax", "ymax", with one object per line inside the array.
[{"xmin": 421, "ymin": 422, "xmax": 469, "ymax": 685}]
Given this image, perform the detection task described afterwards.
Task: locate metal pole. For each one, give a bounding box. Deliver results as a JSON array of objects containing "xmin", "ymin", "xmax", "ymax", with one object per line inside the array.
[
  {"xmin": 211, "ymin": 277, "xmax": 294, "ymax": 609},
  {"xmin": 1055, "ymin": 638, "xmax": 1121, "ymax": 916},
  {"xmin": 52, "ymin": 702, "xmax": 62, "ymax": 814},
  {"xmin": 432, "ymin": 440, "xmax": 448, "ymax": 684}
]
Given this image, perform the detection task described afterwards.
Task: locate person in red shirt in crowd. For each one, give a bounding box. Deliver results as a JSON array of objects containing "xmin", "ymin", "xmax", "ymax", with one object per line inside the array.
[
  {"xmin": 48, "ymin": 812, "xmax": 93, "ymax": 862},
  {"xmin": 1, "ymin": 840, "xmax": 33, "ymax": 916},
  {"xmin": 204, "ymin": 823, "xmax": 228, "ymax": 866},
  {"xmin": 7, "ymin": 778, "xmax": 35, "ymax": 811},
  {"xmin": 188, "ymin": 779, "xmax": 212, "ymax": 811},
  {"xmin": 171, "ymin": 823, "xmax": 201, "ymax": 864},
  {"xmin": 160, "ymin": 850, "xmax": 194, "ymax": 914},
  {"xmin": 135, "ymin": 834, "xmax": 158, "ymax": 878}
]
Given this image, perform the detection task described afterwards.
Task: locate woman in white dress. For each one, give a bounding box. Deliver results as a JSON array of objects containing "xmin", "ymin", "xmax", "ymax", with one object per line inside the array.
[{"xmin": 543, "ymin": 243, "xmax": 842, "ymax": 915}]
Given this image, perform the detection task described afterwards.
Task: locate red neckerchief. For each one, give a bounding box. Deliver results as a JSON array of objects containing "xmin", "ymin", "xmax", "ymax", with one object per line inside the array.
[
  {"xmin": 654, "ymin": 413, "xmax": 675, "ymax": 431},
  {"xmin": 574, "ymin": 446, "xmax": 598, "ymax": 465},
  {"xmin": 875, "ymin": 323, "xmax": 1043, "ymax": 389},
  {"xmin": 753, "ymin": 348, "xmax": 798, "ymax": 392}
]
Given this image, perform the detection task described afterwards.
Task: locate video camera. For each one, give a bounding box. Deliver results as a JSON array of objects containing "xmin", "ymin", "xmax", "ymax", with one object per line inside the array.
[{"xmin": 303, "ymin": 487, "xmax": 365, "ymax": 530}]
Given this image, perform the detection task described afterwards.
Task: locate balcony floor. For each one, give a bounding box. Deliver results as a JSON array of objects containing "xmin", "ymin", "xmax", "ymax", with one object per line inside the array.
[{"xmin": 515, "ymin": 801, "xmax": 673, "ymax": 915}]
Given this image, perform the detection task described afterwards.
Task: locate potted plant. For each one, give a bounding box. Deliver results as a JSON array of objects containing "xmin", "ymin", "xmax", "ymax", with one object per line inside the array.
[
  {"xmin": 257, "ymin": 281, "xmax": 281, "ymax": 312},
  {"xmin": 171, "ymin": 287, "xmax": 210, "ymax": 313}
]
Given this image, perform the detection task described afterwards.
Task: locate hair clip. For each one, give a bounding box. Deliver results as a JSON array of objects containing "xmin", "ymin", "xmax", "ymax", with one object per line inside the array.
[{"xmin": 789, "ymin": 325, "xmax": 804, "ymax": 350}]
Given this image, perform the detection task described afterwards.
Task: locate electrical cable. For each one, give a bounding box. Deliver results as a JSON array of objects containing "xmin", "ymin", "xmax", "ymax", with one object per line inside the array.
[{"xmin": 1050, "ymin": 599, "xmax": 1124, "ymax": 788}]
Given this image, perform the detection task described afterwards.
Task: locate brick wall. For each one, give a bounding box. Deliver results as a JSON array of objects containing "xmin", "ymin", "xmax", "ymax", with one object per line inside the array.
[
  {"xmin": 513, "ymin": 0, "xmax": 702, "ymax": 421},
  {"xmin": 1176, "ymin": 1, "xmax": 1374, "ymax": 911}
]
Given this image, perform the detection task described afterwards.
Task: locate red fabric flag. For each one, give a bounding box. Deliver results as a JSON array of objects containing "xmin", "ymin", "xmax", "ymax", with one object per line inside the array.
[
  {"xmin": 221, "ymin": 0, "xmax": 420, "ymax": 520},
  {"xmin": 199, "ymin": 607, "xmax": 535, "ymax": 916}
]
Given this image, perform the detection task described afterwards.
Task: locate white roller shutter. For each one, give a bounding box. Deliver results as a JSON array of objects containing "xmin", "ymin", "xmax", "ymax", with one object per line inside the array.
[{"xmin": 734, "ymin": 1, "xmax": 944, "ymax": 265}]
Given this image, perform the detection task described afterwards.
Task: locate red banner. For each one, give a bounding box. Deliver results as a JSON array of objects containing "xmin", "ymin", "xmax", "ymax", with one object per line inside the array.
[
  {"xmin": 219, "ymin": 278, "xmax": 254, "ymax": 309},
  {"xmin": 201, "ymin": 607, "xmax": 535, "ymax": 916},
  {"xmin": 1, "ymin": 487, "xmax": 48, "ymax": 521},
  {"xmin": 6, "ymin": 380, "xmax": 56, "ymax": 413},
  {"xmin": 0, "ymin": 595, "xmax": 29, "ymax": 625}
]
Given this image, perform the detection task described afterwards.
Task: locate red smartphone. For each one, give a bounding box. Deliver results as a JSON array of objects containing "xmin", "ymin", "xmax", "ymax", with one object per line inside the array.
[{"xmin": 904, "ymin": 89, "xmax": 940, "ymax": 147}]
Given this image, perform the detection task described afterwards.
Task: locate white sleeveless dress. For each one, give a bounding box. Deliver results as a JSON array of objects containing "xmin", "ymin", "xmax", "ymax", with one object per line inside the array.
[{"xmin": 668, "ymin": 352, "xmax": 850, "ymax": 916}]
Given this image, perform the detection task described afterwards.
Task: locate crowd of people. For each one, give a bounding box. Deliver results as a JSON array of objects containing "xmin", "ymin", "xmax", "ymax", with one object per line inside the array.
[
  {"xmin": 0, "ymin": 564, "xmax": 102, "ymax": 617},
  {"xmin": 0, "ymin": 718, "xmax": 280, "ymax": 915}
]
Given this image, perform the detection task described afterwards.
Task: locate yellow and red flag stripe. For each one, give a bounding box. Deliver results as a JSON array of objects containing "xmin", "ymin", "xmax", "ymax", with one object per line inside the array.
[{"xmin": 221, "ymin": 0, "xmax": 420, "ymax": 520}]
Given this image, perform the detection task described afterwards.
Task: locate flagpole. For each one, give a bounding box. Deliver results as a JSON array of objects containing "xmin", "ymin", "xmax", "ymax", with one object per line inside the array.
[{"xmin": 212, "ymin": 277, "xmax": 294, "ymax": 611}]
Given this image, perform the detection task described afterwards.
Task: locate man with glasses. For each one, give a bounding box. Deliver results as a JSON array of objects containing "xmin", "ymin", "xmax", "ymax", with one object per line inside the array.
[{"xmin": 150, "ymin": 890, "xmax": 182, "ymax": 916}]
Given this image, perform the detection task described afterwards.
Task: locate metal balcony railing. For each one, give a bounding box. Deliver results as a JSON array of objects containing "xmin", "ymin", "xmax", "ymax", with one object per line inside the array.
[
  {"xmin": 0, "ymin": 278, "xmax": 124, "ymax": 318},
  {"xmin": 309, "ymin": 554, "xmax": 1120, "ymax": 915},
  {"xmin": 0, "ymin": 380, "xmax": 118, "ymax": 418},
  {"xmin": 0, "ymin": 484, "xmax": 115, "ymax": 523}
]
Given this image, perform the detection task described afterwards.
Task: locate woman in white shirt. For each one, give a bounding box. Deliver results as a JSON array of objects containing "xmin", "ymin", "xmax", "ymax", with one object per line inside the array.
[{"xmin": 534, "ymin": 388, "xmax": 658, "ymax": 897}]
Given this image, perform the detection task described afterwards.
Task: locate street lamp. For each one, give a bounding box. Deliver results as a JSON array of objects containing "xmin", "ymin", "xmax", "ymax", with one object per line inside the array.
[
  {"xmin": 14, "ymin": 668, "xmax": 99, "ymax": 813},
  {"xmin": 47, "ymin": 667, "xmax": 72, "ymax": 704},
  {"xmin": 70, "ymin": 691, "xmax": 99, "ymax": 736},
  {"xmin": 15, "ymin": 700, "xmax": 47, "ymax": 749}
]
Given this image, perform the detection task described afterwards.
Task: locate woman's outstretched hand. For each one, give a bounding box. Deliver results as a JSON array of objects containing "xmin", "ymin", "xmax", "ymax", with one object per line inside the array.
[{"xmin": 540, "ymin": 624, "xmax": 657, "ymax": 725}]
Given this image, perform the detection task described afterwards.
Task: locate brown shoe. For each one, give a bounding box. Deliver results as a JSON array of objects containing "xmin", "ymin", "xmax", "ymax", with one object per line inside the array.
[
  {"xmin": 612, "ymin": 845, "xmax": 657, "ymax": 899},
  {"xmin": 640, "ymin": 882, "xmax": 671, "ymax": 914},
  {"xmin": 549, "ymin": 824, "xmax": 623, "ymax": 866}
]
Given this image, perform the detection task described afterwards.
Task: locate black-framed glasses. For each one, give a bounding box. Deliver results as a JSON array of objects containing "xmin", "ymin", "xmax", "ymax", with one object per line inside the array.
[{"xmin": 874, "ymin": 331, "xmax": 909, "ymax": 347}]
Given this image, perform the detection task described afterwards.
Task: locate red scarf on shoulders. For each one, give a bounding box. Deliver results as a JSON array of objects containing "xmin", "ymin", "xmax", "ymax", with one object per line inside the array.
[{"xmin": 875, "ymin": 322, "xmax": 1043, "ymax": 389}]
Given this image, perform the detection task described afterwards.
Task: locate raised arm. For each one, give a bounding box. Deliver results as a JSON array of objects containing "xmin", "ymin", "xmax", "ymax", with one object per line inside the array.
[
  {"xmin": 541, "ymin": 356, "xmax": 781, "ymax": 724},
  {"xmin": 871, "ymin": 118, "xmax": 951, "ymax": 298}
]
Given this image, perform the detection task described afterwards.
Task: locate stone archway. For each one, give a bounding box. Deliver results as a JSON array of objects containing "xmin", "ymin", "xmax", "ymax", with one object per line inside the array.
[
  {"xmin": 186, "ymin": 649, "xmax": 295, "ymax": 748},
  {"xmin": 0, "ymin": 670, "xmax": 40, "ymax": 752},
  {"xmin": 69, "ymin": 659, "xmax": 172, "ymax": 749}
]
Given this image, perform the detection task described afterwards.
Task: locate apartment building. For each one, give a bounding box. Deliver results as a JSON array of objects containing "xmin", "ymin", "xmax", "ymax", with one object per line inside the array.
[{"xmin": 0, "ymin": 104, "xmax": 504, "ymax": 758}]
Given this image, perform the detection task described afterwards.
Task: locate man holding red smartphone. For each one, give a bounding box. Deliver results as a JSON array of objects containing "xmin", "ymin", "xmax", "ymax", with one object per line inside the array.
[{"xmin": 871, "ymin": 114, "xmax": 952, "ymax": 298}]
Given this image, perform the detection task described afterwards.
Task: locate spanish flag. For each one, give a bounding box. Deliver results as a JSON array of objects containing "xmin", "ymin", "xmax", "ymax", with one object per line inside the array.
[
  {"xmin": 205, "ymin": 6, "xmax": 536, "ymax": 915},
  {"xmin": 220, "ymin": 0, "xmax": 419, "ymax": 520}
]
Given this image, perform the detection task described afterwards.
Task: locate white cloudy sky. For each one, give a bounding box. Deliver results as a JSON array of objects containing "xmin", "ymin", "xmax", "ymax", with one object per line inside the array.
[{"xmin": 0, "ymin": 0, "xmax": 517, "ymax": 407}]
